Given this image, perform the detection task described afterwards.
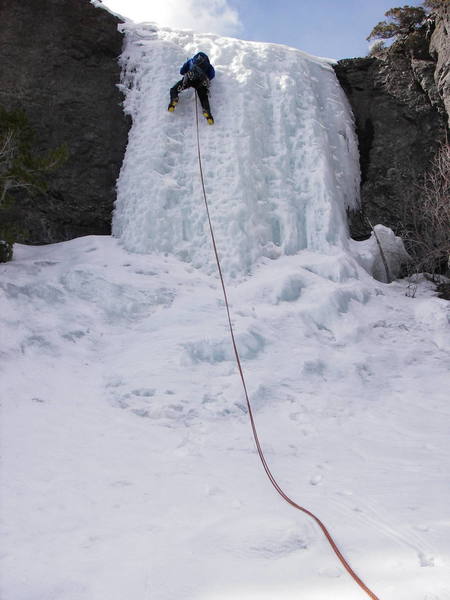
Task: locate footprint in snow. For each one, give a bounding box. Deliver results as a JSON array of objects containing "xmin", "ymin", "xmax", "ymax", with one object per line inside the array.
[
  {"xmin": 131, "ymin": 388, "xmax": 155, "ymax": 397},
  {"xmin": 250, "ymin": 533, "xmax": 308, "ymax": 559},
  {"xmin": 418, "ymin": 551, "xmax": 435, "ymax": 567},
  {"xmin": 309, "ymin": 473, "xmax": 323, "ymax": 486}
]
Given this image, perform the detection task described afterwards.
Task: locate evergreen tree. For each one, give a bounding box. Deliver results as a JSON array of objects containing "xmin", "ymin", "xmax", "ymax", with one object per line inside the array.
[
  {"xmin": 367, "ymin": 5, "xmax": 427, "ymax": 42},
  {"xmin": 0, "ymin": 106, "xmax": 68, "ymax": 262}
]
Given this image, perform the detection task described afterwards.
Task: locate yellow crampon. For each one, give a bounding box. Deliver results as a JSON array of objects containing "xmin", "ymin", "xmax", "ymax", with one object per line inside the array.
[
  {"xmin": 168, "ymin": 99, "xmax": 178, "ymax": 112},
  {"xmin": 203, "ymin": 111, "xmax": 214, "ymax": 125}
]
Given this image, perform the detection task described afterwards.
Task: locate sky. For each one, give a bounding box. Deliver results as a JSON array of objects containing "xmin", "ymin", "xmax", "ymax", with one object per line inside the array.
[{"xmin": 100, "ymin": 0, "xmax": 425, "ymax": 59}]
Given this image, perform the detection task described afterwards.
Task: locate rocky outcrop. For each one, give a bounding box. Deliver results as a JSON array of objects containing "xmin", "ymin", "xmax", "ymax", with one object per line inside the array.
[
  {"xmin": 334, "ymin": 22, "xmax": 448, "ymax": 240},
  {"xmin": 429, "ymin": 4, "xmax": 450, "ymax": 126},
  {"xmin": 0, "ymin": 0, "xmax": 130, "ymax": 243}
]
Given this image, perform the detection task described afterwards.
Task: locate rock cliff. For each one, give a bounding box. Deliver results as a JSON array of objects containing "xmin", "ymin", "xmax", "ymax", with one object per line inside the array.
[
  {"xmin": 334, "ymin": 9, "xmax": 449, "ymax": 241},
  {"xmin": 429, "ymin": 3, "xmax": 450, "ymax": 126},
  {"xmin": 0, "ymin": 0, "xmax": 129, "ymax": 243}
]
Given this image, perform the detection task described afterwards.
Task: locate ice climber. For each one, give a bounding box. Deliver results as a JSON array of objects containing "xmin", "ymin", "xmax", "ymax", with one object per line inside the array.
[{"xmin": 168, "ymin": 52, "xmax": 215, "ymax": 125}]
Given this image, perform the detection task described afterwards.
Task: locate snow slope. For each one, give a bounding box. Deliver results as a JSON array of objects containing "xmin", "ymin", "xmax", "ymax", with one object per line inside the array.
[{"xmin": 1, "ymin": 22, "xmax": 450, "ymax": 600}]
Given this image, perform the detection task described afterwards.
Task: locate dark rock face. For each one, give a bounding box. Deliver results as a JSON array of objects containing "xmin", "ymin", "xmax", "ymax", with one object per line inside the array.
[
  {"xmin": 429, "ymin": 4, "xmax": 450, "ymax": 126},
  {"xmin": 334, "ymin": 23, "xmax": 448, "ymax": 240},
  {"xmin": 0, "ymin": 0, "xmax": 130, "ymax": 243}
]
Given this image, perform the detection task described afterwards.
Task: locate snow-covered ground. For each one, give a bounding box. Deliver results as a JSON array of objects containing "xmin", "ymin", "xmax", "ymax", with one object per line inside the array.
[{"xmin": 1, "ymin": 23, "xmax": 450, "ymax": 600}]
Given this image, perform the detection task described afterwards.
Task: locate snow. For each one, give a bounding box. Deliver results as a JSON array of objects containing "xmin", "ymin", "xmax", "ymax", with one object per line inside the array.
[
  {"xmin": 351, "ymin": 225, "xmax": 411, "ymax": 283},
  {"xmin": 1, "ymin": 22, "xmax": 450, "ymax": 600}
]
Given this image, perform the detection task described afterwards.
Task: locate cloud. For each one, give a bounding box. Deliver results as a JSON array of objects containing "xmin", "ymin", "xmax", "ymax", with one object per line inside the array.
[{"xmin": 101, "ymin": 0, "xmax": 242, "ymax": 36}]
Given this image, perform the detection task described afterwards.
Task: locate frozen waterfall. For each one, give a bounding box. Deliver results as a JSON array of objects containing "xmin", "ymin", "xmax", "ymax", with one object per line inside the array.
[{"xmin": 113, "ymin": 24, "xmax": 360, "ymax": 278}]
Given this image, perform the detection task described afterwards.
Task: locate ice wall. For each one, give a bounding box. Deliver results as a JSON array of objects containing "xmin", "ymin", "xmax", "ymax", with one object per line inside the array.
[{"xmin": 113, "ymin": 24, "xmax": 360, "ymax": 277}]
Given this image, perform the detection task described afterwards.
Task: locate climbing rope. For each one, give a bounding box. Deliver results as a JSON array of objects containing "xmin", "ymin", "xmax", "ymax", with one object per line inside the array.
[{"xmin": 194, "ymin": 92, "xmax": 381, "ymax": 600}]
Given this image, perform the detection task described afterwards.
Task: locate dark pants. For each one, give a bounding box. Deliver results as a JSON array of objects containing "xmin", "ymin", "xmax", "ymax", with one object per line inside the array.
[{"xmin": 170, "ymin": 79, "xmax": 211, "ymax": 114}]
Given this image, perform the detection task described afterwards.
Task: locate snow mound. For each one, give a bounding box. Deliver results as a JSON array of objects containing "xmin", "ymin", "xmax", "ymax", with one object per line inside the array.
[
  {"xmin": 113, "ymin": 23, "xmax": 360, "ymax": 277},
  {"xmin": 351, "ymin": 224, "xmax": 410, "ymax": 282}
]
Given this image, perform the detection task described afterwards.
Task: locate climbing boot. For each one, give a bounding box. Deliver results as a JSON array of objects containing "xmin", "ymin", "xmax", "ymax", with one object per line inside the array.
[
  {"xmin": 168, "ymin": 98, "xmax": 178, "ymax": 112},
  {"xmin": 203, "ymin": 110, "xmax": 214, "ymax": 125}
]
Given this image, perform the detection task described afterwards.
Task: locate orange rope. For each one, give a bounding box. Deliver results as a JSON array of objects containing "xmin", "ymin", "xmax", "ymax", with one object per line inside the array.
[{"xmin": 194, "ymin": 92, "xmax": 380, "ymax": 600}]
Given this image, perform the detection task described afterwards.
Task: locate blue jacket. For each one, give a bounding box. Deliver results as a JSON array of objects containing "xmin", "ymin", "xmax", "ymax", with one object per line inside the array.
[{"xmin": 180, "ymin": 52, "xmax": 215, "ymax": 81}]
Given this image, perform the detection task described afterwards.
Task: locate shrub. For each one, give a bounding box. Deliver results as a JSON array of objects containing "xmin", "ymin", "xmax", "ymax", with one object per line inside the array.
[{"xmin": 402, "ymin": 143, "xmax": 450, "ymax": 280}]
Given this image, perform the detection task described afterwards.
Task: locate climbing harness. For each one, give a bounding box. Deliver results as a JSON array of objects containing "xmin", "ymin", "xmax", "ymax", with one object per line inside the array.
[{"xmin": 194, "ymin": 92, "xmax": 381, "ymax": 600}]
